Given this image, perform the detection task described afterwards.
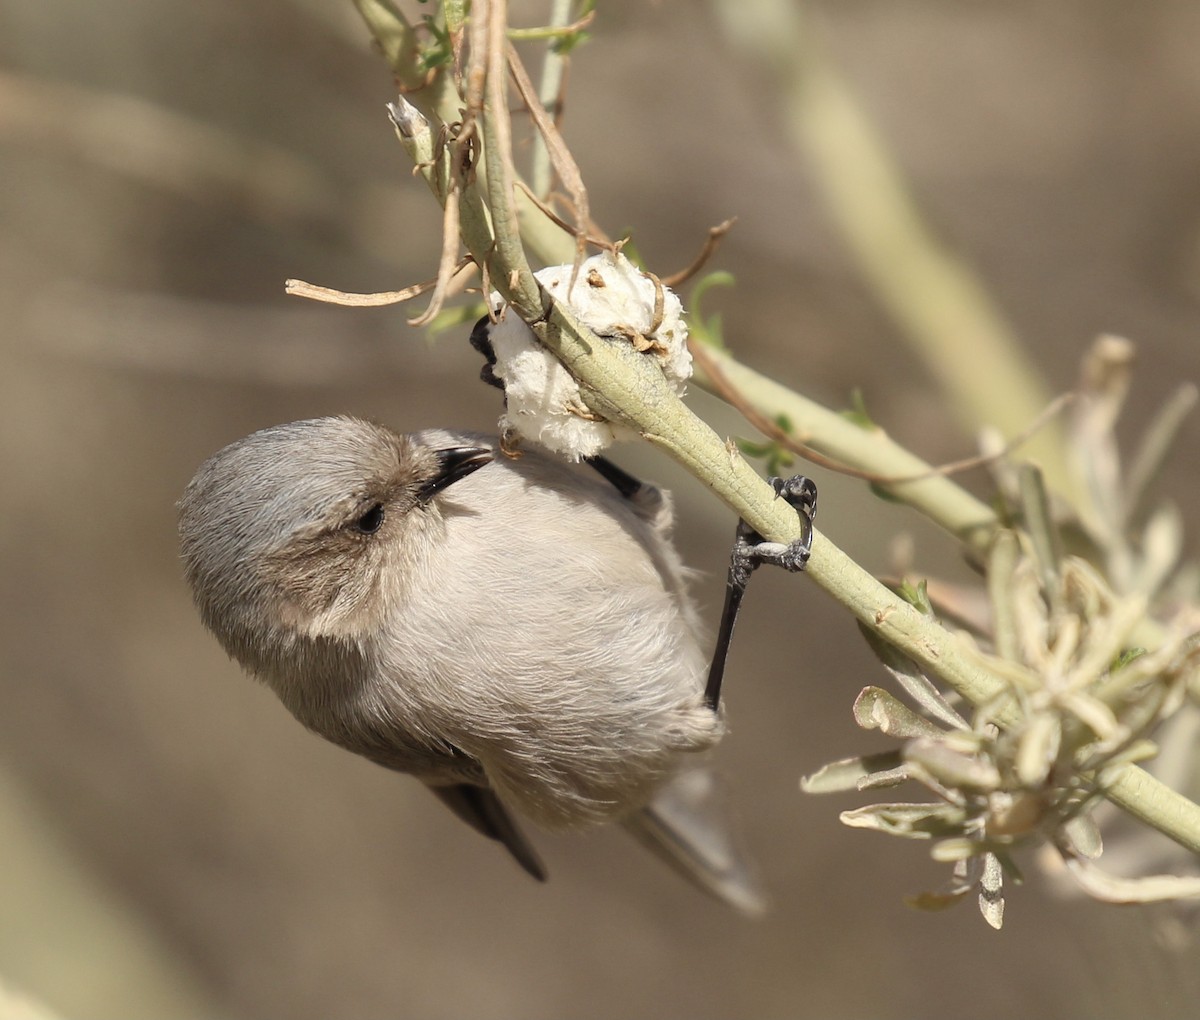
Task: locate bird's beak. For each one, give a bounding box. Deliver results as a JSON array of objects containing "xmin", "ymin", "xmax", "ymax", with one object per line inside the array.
[{"xmin": 417, "ymin": 446, "xmax": 493, "ymax": 503}]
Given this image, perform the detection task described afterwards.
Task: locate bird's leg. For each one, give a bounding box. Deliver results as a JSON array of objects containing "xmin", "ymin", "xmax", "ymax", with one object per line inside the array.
[
  {"xmin": 473, "ymin": 313, "xmax": 816, "ymax": 711},
  {"xmin": 583, "ymin": 455, "xmax": 646, "ymax": 501},
  {"xmin": 704, "ymin": 476, "xmax": 818, "ymax": 712},
  {"xmin": 474, "ymin": 314, "xmax": 658, "ymax": 507}
]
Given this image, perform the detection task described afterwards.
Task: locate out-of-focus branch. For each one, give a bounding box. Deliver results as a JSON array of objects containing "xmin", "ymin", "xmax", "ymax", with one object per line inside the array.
[
  {"xmin": 0, "ymin": 770, "xmax": 218, "ymax": 1019},
  {"xmin": 529, "ymin": 0, "xmax": 575, "ymax": 198},
  {"xmin": 0, "ymin": 70, "xmax": 337, "ymax": 225},
  {"xmin": 710, "ymin": 0, "xmax": 1083, "ymax": 513}
]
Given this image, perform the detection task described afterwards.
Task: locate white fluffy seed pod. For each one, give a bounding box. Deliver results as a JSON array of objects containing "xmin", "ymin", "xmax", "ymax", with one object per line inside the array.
[{"xmin": 486, "ymin": 251, "xmax": 691, "ymax": 460}]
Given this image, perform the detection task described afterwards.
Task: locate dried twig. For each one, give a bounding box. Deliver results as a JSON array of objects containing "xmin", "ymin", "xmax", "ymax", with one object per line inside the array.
[
  {"xmin": 505, "ymin": 38, "xmax": 590, "ymax": 285},
  {"xmin": 662, "ymin": 218, "xmax": 737, "ymax": 288},
  {"xmin": 409, "ymin": 186, "xmax": 465, "ymax": 325},
  {"xmin": 285, "ymin": 257, "xmax": 474, "ymax": 307},
  {"xmin": 513, "ymin": 179, "xmax": 612, "ymax": 248},
  {"xmin": 692, "ymin": 339, "xmax": 1075, "ymax": 486}
]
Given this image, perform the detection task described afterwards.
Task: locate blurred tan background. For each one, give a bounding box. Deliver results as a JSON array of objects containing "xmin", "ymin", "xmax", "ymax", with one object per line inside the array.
[{"xmin": 3, "ymin": 1, "xmax": 1200, "ymax": 1017}]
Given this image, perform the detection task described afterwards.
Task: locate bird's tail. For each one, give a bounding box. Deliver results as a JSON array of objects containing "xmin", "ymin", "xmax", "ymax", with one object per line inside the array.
[{"xmin": 621, "ymin": 766, "xmax": 767, "ymax": 915}]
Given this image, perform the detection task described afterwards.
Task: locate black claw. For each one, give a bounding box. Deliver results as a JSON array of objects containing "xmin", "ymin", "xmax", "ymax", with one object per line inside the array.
[
  {"xmin": 735, "ymin": 474, "xmax": 817, "ymax": 577},
  {"xmin": 469, "ymin": 314, "xmax": 506, "ymax": 392},
  {"xmin": 728, "ymin": 520, "xmax": 760, "ymax": 591},
  {"xmin": 771, "ymin": 474, "xmax": 818, "ymax": 520},
  {"xmin": 468, "ymin": 314, "xmax": 495, "ymax": 360}
]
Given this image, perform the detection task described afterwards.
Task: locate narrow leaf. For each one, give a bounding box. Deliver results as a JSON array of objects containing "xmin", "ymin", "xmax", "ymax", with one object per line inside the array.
[
  {"xmin": 840, "ymin": 802, "xmax": 965, "ymax": 839},
  {"xmin": 853, "ymin": 687, "xmax": 945, "ymax": 739},
  {"xmin": 931, "ymin": 837, "xmax": 984, "ymax": 863},
  {"xmin": 978, "ymin": 853, "xmax": 1005, "ymax": 929},
  {"xmin": 856, "ymin": 624, "xmax": 968, "ymax": 729},
  {"xmin": 987, "ymin": 529, "xmax": 1022, "ymax": 663},
  {"xmin": 1131, "ymin": 503, "xmax": 1184, "ymax": 597},
  {"xmin": 905, "ymin": 738, "xmax": 1001, "ymax": 791},
  {"xmin": 1015, "ymin": 711, "xmax": 1062, "ymax": 787},
  {"xmin": 1125, "ymin": 382, "xmax": 1198, "ymax": 520},
  {"xmin": 1061, "ymin": 813, "xmax": 1103, "ymax": 860},
  {"xmin": 1018, "ymin": 463, "xmax": 1062, "ymax": 594},
  {"xmin": 800, "ymin": 751, "xmax": 906, "ymax": 794}
]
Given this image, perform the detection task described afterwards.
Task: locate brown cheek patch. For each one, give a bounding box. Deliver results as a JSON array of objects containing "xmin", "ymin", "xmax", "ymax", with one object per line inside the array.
[{"xmin": 261, "ymin": 529, "xmax": 366, "ymax": 622}]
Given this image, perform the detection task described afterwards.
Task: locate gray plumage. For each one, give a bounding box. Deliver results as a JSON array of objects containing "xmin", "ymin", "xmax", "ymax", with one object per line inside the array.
[{"xmin": 178, "ymin": 416, "xmax": 763, "ymax": 912}]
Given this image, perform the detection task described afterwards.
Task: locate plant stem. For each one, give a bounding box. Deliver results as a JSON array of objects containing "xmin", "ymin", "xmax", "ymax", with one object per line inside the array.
[
  {"xmin": 358, "ymin": 0, "xmax": 1200, "ymax": 864},
  {"xmin": 691, "ymin": 342, "xmax": 999, "ymax": 555}
]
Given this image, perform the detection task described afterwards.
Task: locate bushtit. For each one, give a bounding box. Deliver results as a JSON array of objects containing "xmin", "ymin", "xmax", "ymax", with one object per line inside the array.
[{"xmin": 178, "ymin": 416, "xmax": 815, "ymax": 912}]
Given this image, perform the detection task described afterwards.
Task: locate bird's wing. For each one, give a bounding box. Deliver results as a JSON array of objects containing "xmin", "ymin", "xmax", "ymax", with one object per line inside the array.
[{"xmin": 427, "ymin": 782, "xmax": 548, "ymax": 882}]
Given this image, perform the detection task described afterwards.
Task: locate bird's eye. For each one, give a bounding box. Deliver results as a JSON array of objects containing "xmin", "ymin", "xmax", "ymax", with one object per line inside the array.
[{"xmin": 353, "ymin": 502, "xmax": 385, "ymax": 534}]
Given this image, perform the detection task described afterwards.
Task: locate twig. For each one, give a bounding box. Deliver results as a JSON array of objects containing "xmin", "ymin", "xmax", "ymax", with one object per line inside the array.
[
  {"xmin": 692, "ymin": 338, "xmax": 1074, "ymax": 488},
  {"xmin": 505, "ymin": 38, "xmax": 589, "ymax": 285},
  {"xmin": 513, "ymin": 179, "xmax": 612, "ymax": 249},
  {"xmin": 408, "ymin": 185, "xmax": 465, "ymax": 325},
  {"xmin": 285, "ymin": 257, "xmax": 474, "ymax": 307},
  {"xmin": 508, "ymin": 7, "xmax": 596, "ymax": 43},
  {"xmin": 662, "ymin": 218, "xmax": 737, "ymax": 288},
  {"xmin": 479, "ymin": 0, "xmax": 541, "ymax": 314}
]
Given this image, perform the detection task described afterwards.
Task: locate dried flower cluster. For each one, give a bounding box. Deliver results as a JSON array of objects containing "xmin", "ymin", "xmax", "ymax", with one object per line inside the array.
[{"xmin": 804, "ymin": 338, "xmax": 1200, "ymax": 928}]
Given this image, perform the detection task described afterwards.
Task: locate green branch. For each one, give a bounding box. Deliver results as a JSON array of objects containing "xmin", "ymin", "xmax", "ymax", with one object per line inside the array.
[{"xmin": 359, "ymin": 0, "xmax": 1200, "ymax": 869}]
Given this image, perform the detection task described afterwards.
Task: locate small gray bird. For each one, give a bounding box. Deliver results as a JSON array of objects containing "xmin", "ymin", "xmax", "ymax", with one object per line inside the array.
[{"xmin": 178, "ymin": 417, "xmax": 814, "ymax": 912}]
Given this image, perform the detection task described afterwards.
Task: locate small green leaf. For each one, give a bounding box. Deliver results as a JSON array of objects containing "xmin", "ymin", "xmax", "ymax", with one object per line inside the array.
[
  {"xmin": 765, "ymin": 448, "xmax": 796, "ymax": 476},
  {"xmin": 425, "ymin": 300, "xmax": 487, "ymax": 339},
  {"xmin": 840, "ymin": 387, "xmax": 876, "ymax": 429},
  {"xmin": 553, "ymin": 0, "xmax": 595, "ymax": 54},
  {"xmin": 734, "ymin": 436, "xmax": 795, "ymax": 476},
  {"xmin": 441, "ymin": 0, "xmax": 466, "ymax": 34},
  {"xmin": 416, "ymin": 16, "xmax": 454, "ymax": 72},
  {"xmin": 688, "ymin": 270, "xmax": 736, "ymax": 350},
  {"xmin": 735, "ymin": 438, "xmax": 771, "ymax": 458},
  {"xmin": 896, "ymin": 578, "xmax": 934, "ymax": 616},
  {"xmin": 868, "ymin": 482, "xmax": 905, "ymax": 504},
  {"xmin": 1110, "ymin": 647, "xmax": 1147, "ymax": 672}
]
